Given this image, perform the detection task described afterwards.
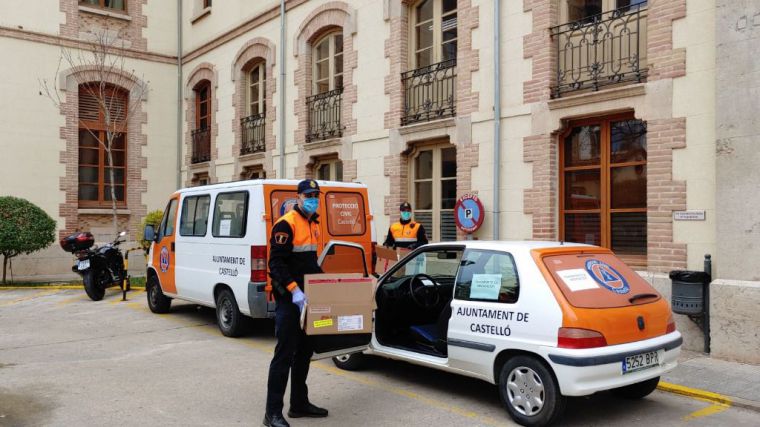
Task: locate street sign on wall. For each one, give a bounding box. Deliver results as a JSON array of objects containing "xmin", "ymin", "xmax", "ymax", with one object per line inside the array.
[{"xmin": 455, "ymin": 194, "xmax": 484, "ymax": 234}]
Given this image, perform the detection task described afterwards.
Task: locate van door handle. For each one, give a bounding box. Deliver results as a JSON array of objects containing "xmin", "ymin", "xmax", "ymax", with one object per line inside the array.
[{"xmin": 171, "ymin": 242, "xmax": 175, "ymax": 252}]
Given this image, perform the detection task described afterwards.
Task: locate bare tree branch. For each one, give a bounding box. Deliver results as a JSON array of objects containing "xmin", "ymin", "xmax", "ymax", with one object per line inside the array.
[{"xmin": 39, "ymin": 16, "xmax": 149, "ymax": 234}]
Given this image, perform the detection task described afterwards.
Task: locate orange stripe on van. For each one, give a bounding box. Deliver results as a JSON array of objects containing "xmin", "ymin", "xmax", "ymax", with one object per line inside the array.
[{"xmin": 531, "ymin": 247, "xmax": 671, "ymax": 346}]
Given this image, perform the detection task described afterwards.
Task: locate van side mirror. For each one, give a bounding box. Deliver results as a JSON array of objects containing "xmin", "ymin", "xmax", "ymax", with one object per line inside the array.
[{"xmin": 144, "ymin": 225, "xmax": 156, "ymax": 242}]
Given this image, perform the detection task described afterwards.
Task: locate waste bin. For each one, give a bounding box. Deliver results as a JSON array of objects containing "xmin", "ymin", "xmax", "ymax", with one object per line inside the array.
[{"xmin": 669, "ymin": 270, "xmax": 710, "ymax": 315}]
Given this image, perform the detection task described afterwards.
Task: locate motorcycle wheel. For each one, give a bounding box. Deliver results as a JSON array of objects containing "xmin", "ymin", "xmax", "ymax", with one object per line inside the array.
[{"xmin": 83, "ymin": 269, "xmax": 107, "ymax": 301}]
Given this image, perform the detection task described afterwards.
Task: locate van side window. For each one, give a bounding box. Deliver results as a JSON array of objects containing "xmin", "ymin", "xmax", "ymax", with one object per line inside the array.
[
  {"xmin": 159, "ymin": 199, "xmax": 178, "ymax": 239},
  {"xmin": 180, "ymin": 195, "xmax": 210, "ymax": 237},
  {"xmin": 212, "ymin": 191, "xmax": 248, "ymax": 238},
  {"xmin": 454, "ymin": 250, "xmax": 520, "ymax": 303}
]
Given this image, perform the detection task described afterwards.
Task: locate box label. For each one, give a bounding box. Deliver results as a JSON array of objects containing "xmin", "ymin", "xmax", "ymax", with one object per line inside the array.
[
  {"xmin": 313, "ymin": 318, "xmax": 334, "ymax": 328},
  {"xmin": 337, "ymin": 315, "xmax": 364, "ymax": 332}
]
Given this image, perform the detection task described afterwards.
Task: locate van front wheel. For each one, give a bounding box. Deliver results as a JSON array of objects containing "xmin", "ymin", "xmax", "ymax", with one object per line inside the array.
[
  {"xmin": 216, "ymin": 289, "xmax": 246, "ymax": 338},
  {"xmin": 498, "ymin": 356, "xmax": 565, "ymax": 427},
  {"xmin": 146, "ymin": 275, "xmax": 171, "ymax": 313},
  {"xmin": 332, "ymin": 353, "xmax": 367, "ymax": 371}
]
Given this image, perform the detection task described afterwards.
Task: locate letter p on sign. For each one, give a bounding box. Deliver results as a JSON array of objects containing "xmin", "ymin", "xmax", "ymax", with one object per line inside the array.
[{"xmin": 465, "ymin": 209, "xmax": 473, "ymax": 219}]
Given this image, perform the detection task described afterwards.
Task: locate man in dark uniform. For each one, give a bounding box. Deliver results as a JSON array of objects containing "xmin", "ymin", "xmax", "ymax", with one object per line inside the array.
[
  {"xmin": 263, "ymin": 179, "xmax": 328, "ymax": 427},
  {"xmin": 383, "ymin": 201, "xmax": 429, "ymax": 249}
]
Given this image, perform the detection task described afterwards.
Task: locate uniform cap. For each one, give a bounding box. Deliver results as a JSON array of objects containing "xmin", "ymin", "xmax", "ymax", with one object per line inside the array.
[
  {"xmin": 399, "ymin": 202, "xmax": 412, "ymax": 211},
  {"xmin": 297, "ymin": 179, "xmax": 321, "ymax": 194}
]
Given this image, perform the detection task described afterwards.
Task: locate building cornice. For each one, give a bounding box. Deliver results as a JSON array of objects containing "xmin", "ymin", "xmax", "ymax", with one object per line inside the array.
[{"xmin": 0, "ymin": 25, "xmax": 177, "ymax": 64}]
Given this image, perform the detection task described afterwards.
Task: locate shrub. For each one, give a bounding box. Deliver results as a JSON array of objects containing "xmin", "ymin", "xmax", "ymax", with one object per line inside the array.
[
  {"xmin": 0, "ymin": 196, "xmax": 57, "ymax": 284},
  {"xmin": 138, "ymin": 209, "xmax": 164, "ymax": 253}
]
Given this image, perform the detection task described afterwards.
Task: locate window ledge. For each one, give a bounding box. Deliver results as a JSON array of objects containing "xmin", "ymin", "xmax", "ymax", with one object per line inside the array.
[
  {"xmin": 191, "ymin": 7, "xmax": 212, "ymax": 24},
  {"xmin": 548, "ymin": 83, "xmax": 646, "ymax": 110},
  {"xmin": 399, "ymin": 117, "xmax": 456, "ymax": 135},
  {"xmin": 189, "ymin": 161, "xmax": 211, "ymax": 169},
  {"xmin": 304, "ymin": 137, "xmax": 343, "ymax": 151},
  {"xmin": 78, "ymin": 5, "xmax": 132, "ymax": 21},
  {"xmin": 239, "ymin": 151, "xmax": 266, "ymax": 161},
  {"xmin": 78, "ymin": 208, "xmax": 131, "ymax": 215}
]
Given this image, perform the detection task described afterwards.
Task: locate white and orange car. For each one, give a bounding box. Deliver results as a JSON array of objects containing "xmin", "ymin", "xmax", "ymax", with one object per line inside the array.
[{"xmin": 320, "ymin": 241, "xmax": 682, "ymax": 426}]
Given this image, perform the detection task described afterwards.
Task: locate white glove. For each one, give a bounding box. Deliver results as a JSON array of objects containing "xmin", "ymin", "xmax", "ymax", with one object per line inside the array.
[{"xmin": 292, "ymin": 288, "xmax": 307, "ymax": 313}]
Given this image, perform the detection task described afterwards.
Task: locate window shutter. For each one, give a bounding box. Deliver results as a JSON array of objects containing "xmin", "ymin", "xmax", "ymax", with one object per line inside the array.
[{"xmin": 78, "ymin": 90, "xmax": 100, "ymax": 122}]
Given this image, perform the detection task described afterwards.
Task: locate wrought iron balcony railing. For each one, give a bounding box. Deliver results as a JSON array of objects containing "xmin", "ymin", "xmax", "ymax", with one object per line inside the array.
[
  {"xmin": 402, "ymin": 59, "xmax": 456, "ymax": 126},
  {"xmin": 191, "ymin": 128, "xmax": 211, "ymax": 163},
  {"xmin": 306, "ymin": 88, "xmax": 343, "ymax": 143},
  {"xmin": 241, "ymin": 113, "xmax": 266, "ymax": 155},
  {"xmin": 550, "ymin": 4, "xmax": 648, "ymax": 98}
]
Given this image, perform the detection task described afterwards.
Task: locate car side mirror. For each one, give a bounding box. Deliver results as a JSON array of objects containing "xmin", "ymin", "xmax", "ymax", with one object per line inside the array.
[{"xmin": 144, "ymin": 225, "xmax": 156, "ymax": 242}]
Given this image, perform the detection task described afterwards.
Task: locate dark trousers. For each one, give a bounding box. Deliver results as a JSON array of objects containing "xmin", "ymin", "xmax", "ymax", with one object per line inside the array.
[{"xmin": 265, "ymin": 301, "xmax": 313, "ymax": 415}]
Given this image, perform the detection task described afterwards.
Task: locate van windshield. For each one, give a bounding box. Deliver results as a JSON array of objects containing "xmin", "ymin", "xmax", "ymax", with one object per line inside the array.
[{"xmin": 543, "ymin": 252, "xmax": 660, "ymax": 308}]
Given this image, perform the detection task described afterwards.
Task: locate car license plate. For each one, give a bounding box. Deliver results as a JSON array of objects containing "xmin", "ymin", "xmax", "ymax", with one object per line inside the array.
[
  {"xmin": 77, "ymin": 260, "xmax": 90, "ymax": 270},
  {"xmin": 622, "ymin": 349, "xmax": 663, "ymax": 374}
]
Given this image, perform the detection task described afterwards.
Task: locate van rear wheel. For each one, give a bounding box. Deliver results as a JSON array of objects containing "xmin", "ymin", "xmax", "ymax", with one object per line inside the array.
[
  {"xmin": 498, "ymin": 355, "xmax": 565, "ymax": 427},
  {"xmin": 216, "ymin": 289, "xmax": 246, "ymax": 338},
  {"xmin": 146, "ymin": 275, "xmax": 171, "ymax": 313}
]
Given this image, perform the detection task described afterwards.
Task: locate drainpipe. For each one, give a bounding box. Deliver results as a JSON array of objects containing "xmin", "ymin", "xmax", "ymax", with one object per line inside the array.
[
  {"xmin": 278, "ymin": 0, "xmax": 286, "ymax": 178},
  {"xmin": 176, "ymin": 0, "xmax": 183, "ymax": 189},
  {"xmin": 492, "ymin": 0, "xmax": 501, "ymax": 240}
]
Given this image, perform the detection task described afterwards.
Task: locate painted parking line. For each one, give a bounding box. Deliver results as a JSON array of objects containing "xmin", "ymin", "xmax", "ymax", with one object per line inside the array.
[
  {"xmin": 0, "ymin": 289, "xmax": 63, "ymax": 307},
  {"xmin": 117, "ymin": 301, "xmax": 507, "ymax": 426},
  {"xmin": 657, "ymin": 382, "xmax": 733, "ymax": 421}
]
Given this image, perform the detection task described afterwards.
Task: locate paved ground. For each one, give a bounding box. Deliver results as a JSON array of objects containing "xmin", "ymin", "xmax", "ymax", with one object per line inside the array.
[{"xmin": 0, "ymin": 288, "xmax": 758, "ymax": 427}]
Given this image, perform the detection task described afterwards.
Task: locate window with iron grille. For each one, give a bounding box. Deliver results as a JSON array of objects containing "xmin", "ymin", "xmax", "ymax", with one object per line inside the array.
[
  {"xmin": 241, "ymin": 62, "xmax": 266, "ymax": 155},
  {"xmin": 307, "ymin": 32, "xmax": 343, "ymax": 142},
  {"xmin": 78, "ymin": 84, "xmax": 128, "ymax": 207},
  {"xmin": 192, "ymin": 81, "xmax": 211, "ymax": 163}
]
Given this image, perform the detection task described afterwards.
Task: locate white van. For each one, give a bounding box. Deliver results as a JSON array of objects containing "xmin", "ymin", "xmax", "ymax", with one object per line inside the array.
[{"xmin": 143, "ymin": 179, "xmax": 377, "ymax": 337}]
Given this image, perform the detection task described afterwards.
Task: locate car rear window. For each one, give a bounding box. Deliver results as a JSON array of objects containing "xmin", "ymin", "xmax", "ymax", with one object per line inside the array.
[
  {"xmin": 325, "ymin": 191, "xmax": 366, "ymax": 236},
  {"xmin": 270, "ymin": 190, "xmax": 298, "ymax": 223},
  {"xmin": 543, "ymin": 252, "xmax": 660, "ymax": 308}
]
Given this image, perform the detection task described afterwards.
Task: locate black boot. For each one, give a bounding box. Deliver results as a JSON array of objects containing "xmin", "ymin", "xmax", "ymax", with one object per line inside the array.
[
  {"xmin": 288, "ymin": 402, "xmax": 329, "ymax": 418},
  {"xmin": 263, "ymin": 413, "xmax": 290, "ymax": 427}
]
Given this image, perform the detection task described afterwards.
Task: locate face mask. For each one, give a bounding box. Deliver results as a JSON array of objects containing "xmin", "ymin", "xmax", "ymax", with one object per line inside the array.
[
  {"xmin": 302, "ymin": 197, "xmax": 319, "ymax": 214},
  {"xmin": 400, "ymin": 211, "xmax": 412, "ymax": 221}
]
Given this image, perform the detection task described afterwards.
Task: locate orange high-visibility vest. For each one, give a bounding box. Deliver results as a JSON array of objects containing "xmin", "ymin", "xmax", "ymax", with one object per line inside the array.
[
  {"xmin": 275, "ymin": 210, "xmax": 320, "ymax": 252},
  {"xmin": 390, "ymin": 221, "xmax": 421, "ymax": 244}
]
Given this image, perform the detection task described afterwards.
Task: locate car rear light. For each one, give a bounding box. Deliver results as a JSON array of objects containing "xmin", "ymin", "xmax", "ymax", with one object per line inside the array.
[
  {"xmin": 251, "ymin": 245, "xmax": 267, "ymax": 282},
  {"xmin": 558, "ymin": 327, "xmax": 608, "ymax": 349},
  {"xmin": 666, "ymin": 314, "xmax": 676, "ymax": 334}
]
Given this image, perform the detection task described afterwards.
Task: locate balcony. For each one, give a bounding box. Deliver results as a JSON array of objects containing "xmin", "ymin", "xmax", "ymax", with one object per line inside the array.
[
  {"xmin": 306, "ymin": 88, "xmax": 342, "ymax": 143},
  {"xmin": 402, "ymin": 59, "xmax": 456, "ymax": 126},
  {"xmin": 241, "ymin": 113, "xmax": 266, "ymax": 155},
  {"xmin": 191, "ymin": 128, "xmax": 210, "ymax": 163},
  {"xmin": 550, "ymin": 4, "xmax": 648, "ymax": 98}
]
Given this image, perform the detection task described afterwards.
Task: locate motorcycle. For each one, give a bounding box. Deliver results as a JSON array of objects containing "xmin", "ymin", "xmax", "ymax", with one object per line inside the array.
[{"xmin": 60, "ymin": 231, "xmax": 127, "ymax": 301}]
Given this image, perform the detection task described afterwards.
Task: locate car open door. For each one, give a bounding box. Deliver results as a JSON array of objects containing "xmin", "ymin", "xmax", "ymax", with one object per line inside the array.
[{"xmin": 307, "ymin": 241, "xmax": 372, "ymax": 360}]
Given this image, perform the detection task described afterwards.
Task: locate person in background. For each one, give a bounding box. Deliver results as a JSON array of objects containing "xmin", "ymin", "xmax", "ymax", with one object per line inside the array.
[
  {"xmin": 263, "ymin": 179, "xmax": 328, "ymax": 427},
  {"xmin": 383, "ymin": 201, "xmax": 428, "ymax": 250}
]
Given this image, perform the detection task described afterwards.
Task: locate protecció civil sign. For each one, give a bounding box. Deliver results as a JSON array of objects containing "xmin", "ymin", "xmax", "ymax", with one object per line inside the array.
[{"xmin": 455, "ymin": 194, "xmax": 484, "ymax": 234}]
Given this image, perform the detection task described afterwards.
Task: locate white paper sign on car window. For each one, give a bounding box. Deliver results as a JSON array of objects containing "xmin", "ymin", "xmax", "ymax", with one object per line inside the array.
[
  {"xmin": 470, "ymin": 274, "xmax": 502, "ymax": 300},
  {"xmin": 219, "ymin": 219, "xmax": 232, "ymax": 236},
  {"xmin": 556, "ymin": 269, "xmax": 599, "ymax": 292}
]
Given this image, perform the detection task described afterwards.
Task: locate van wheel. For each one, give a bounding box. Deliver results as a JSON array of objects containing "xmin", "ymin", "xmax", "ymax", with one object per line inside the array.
[
  {"xmin": 146, "ymin": 275, "xmax": 171, "ymax": 313},
  {"xmin": 332, "ymin": 353, "xmax": 367, "ymax": 371},
  {"xmin": 216, "ymin": 289, "xmax": 246, "ymax": 338},
  {"xmin": 498, "ymin": 356, "xmax": 565, "ymax": 427},
  {"xmin": 612, "ymin": 377, "xmax": 660, "ymax": 399},
  {"xmin": 83, "ymin": 269, "xmax": 106, "ymax": 301}
]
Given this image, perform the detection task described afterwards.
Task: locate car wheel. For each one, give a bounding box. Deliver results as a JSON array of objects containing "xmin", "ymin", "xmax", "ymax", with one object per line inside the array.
[
  {"xmin": 498, "ymin": 355, "xmax": 565, "ymax": 427},
  {"xmin": 83, "ymin": 269, "xmax": 106, "ymax": 301},
  {"xmin": 612, "ymin": 376, "xmax": 660, "ymax": 399},
  {"xmin": 146, "ymin": 275, "xmax": 171, "ymax": 314},
  {"xmin": 216, "ymin": 289, "xmax": 246, "ymax": 338},
  {"xmin": 332, "ymin": 353, "xmax": 367, "ymax": 371}
]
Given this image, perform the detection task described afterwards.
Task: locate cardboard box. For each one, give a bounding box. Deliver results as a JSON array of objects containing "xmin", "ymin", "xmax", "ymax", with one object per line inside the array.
[
  {"xmin": 374, "ymin": 245, "xmax": 400, "ymax": 275},
  {"xmin": 302, "ymin": 274, "xmax": 376, "ymax": 335}
]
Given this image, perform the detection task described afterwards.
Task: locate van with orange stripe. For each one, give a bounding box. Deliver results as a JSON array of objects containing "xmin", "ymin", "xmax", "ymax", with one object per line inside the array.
[
  {"xmin": 325, "ymin": 241, "xmax": 682, "ymax": 426},
  {"xmin": 142, "ymin": 179, "xmax": 376, "ymax": 337}
]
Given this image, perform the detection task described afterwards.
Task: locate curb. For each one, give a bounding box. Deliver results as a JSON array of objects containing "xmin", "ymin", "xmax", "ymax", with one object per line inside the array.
[{"xmin": 657, "ymin": 381, "xmax": 760, "ymax": 413}]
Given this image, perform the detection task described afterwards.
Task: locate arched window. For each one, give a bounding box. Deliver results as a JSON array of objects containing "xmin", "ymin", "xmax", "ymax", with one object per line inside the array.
[
  {"xmin": 192, "ymin": 80, "xmax": 211, "ymax": 163},
  {"xmin": 313, "ymin": 32, "xmax": 343, "ymax": 94},
  {"xmin": 247, "ymin": 62, "xmax": 266, "ymax": 116},
  {"xmin": 78, "ymin": 83, "xmax": 128, "ymax": 207}
]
